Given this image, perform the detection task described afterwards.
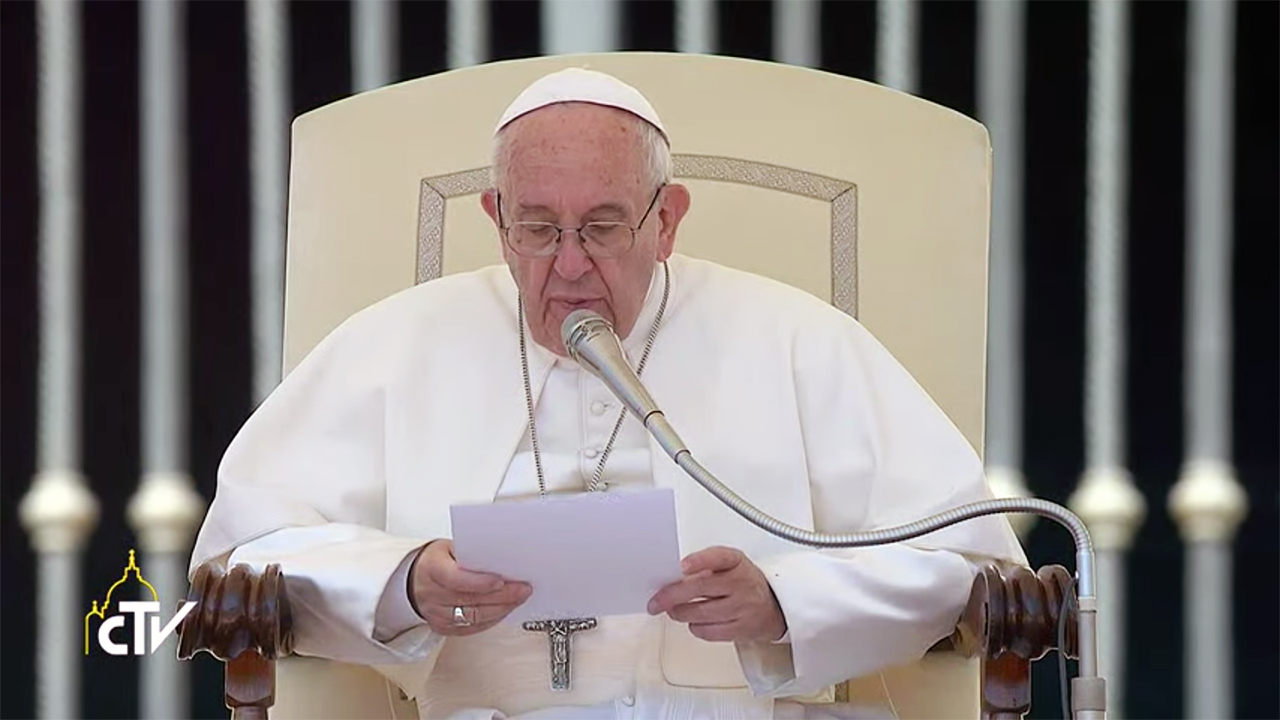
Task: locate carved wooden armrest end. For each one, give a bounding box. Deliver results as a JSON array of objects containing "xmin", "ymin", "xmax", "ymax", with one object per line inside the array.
[
  {"xmin": 950, "ymin": 564, "xmax": 1078, "ymax": 718},
  {"xmin": 178, "ymin": 562, "xmax": 294, "ymax": 720}
]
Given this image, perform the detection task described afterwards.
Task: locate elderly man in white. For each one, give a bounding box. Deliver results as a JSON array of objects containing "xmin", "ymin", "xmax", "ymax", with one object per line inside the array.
[{"xmin": 190, "ymin": 68, "xmax": 1026, "ymax": 719}]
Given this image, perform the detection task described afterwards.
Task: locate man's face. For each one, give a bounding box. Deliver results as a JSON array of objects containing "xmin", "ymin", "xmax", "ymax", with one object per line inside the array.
[{"xmin": 482, "ymin": 103, "xmax": 690, "ymax": 355}]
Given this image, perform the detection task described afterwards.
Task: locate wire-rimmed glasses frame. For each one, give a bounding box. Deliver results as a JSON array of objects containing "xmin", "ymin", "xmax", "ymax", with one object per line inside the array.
[{"xmin": 496, "ymin": 185, "xmax": 666, "ymax": 259}]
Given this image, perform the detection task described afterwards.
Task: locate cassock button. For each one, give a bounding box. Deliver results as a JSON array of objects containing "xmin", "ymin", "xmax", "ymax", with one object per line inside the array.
[
  {"xmin": 590, "ymin": 401, "xmax": 607, "ymax": 415},
  {"xmin": 583, "ymin": 448, "xmax": 600, "ymax": 459}
]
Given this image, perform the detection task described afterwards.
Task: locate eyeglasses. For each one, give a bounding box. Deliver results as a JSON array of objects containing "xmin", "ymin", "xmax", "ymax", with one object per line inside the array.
[{"xmin": 497, "ymin": 185, "xmax": 665, "ymax": 259}]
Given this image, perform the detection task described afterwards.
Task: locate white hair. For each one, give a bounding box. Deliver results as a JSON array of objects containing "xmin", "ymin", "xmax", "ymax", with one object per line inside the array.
[{"xmin": 490, "ymin": 105, "xmax": 672, "ymax": 195}]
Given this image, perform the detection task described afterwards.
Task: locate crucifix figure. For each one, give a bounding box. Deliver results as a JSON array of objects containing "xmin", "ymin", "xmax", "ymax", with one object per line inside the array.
[{"xmin": 522, "ymin": 617, "xmax": 598, "ymax": 691}]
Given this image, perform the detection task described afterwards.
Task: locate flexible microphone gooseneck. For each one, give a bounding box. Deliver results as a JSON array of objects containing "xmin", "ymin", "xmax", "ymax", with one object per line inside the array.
[{"xmin": 561, "ymin": 309, "xmax": 1107, "ymax": 720}]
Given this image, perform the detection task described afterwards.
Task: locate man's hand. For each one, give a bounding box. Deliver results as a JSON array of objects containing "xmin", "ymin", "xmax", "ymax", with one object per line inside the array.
[
  {"xmin": 646, "ymin": 546, "xmax": 787, "ymax": 643},
  {"xmin": 409, "ymin": 539, "xmax": 532, "ymax": 636}
]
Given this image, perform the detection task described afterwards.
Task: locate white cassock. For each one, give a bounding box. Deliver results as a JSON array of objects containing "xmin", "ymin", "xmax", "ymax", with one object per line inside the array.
[{"xmin": 190, "ymin": 254, "xmax": 1027, "ymax": 719}]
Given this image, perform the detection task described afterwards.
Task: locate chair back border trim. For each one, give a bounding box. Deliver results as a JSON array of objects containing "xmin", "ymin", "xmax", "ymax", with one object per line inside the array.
[{"xmin": 416, "ymin": 155, "xmax": 859, "ymax": 317}]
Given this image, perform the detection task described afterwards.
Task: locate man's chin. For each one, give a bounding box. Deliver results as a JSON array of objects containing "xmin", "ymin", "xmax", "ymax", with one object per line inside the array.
[{"xmin": 548, "ymin": 300, "xmax": 611, "ymax": 329}]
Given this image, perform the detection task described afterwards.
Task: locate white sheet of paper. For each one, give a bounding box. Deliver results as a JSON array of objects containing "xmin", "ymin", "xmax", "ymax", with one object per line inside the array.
[{"xmin": 450, "ymin": 488, "xmax": 683, "ymax": 624}]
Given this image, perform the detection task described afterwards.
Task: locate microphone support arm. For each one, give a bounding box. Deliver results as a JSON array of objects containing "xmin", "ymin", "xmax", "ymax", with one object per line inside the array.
[{"xmin": 562, "ymin": 310, "xmax": 1106, "ymax": 719}]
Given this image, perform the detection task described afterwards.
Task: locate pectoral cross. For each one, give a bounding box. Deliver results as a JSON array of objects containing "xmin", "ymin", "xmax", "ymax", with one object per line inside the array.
[{"xmin": 522, "ymin": 617, "xmax": 598, "ymax": 691}]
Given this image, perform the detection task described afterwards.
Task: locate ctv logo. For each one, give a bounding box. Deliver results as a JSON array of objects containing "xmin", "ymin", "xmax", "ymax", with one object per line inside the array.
[{"xmin": 84, "ymin": 550, "xmax": 197, "ymax": 655}]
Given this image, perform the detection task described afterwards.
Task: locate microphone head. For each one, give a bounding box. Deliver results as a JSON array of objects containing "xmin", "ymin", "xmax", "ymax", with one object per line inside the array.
[
  {"xmin": 561, "ymin": 310, "xmax": 613, "ymax": 363},
  {"xmin": 560, "ymin": 308, "xmax": 664, "ymax": 423}
]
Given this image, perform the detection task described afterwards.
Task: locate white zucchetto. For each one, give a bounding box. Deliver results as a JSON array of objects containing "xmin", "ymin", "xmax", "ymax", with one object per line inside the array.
[{"xmin": 495, "ymin": 67, "xmax": 669, "ymax": 142}]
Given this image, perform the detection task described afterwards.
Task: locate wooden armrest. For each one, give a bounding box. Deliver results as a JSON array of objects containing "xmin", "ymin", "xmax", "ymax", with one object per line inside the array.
[
  {"xmin": 949, "ymin": 564, "xmax": 1079, "ymax": 719},
  {"xmin": 177, "ymin": 561, "xmax": 294, "ymax": 720}
]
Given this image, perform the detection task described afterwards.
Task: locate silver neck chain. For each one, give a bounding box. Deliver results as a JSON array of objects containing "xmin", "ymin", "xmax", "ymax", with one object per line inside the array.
[{"xmin": 519, "ymin": 262, "xmax": 671, "ymax": 497}]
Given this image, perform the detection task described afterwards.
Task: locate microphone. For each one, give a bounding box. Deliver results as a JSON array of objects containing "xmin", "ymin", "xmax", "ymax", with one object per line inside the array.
[
  {"xmin": 561, "ymin": 310, "xmax": 663, "ymax": 422},
  {"xmin": 562, "ymin": 310, "xmax": 689, "ymax": 460},
  {"xmin": 561, "ymin": 308, "xmax": 1106, "ymax": 719}
]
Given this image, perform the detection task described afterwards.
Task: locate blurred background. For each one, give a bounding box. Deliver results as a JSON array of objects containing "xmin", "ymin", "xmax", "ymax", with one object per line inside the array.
[{"xmin": 1, "ymin": 0, "xmax": 1276, "ymax": 718}]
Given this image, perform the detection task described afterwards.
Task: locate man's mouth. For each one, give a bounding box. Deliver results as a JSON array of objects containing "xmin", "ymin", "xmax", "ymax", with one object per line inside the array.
[{"xmin": 551, "ymin": 298, "xmax": 599, "ymax": 310}]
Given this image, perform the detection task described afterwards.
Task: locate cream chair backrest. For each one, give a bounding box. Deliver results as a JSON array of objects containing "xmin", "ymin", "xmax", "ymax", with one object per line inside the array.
[{"xmin": 277, "ymin": 52, "xmax": 991, "ymax": 719}]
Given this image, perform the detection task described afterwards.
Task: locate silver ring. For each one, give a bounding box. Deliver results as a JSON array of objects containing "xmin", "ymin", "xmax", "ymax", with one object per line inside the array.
[{"xmin": 451, "ymin": 605, "xmax": 473, "ymax": 627}]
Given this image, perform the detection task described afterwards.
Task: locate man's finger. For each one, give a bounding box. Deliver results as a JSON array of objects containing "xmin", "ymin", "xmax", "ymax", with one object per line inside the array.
[
  {"xmin": 424, "ymin": 581, "xmax": 532, "ymax": 608},
  {"xmin": 680, "ymin": 546, "xmax": 743, "ymax": 575},
  {"xmin": 687, "ymin": 621, "xmax": 740, "ymax": 643},
  {"xmin": 467, "ymin": 581, "xmax": 533, "ymax": 606},
  {"xmin": 424, "ymin": 601, "xmax": 522, "ymax": 633},
  {"xmin": 666, "ymin": 597, "xmax": 738, "ymax": 626},
  {"xmin": 429, "ymin": 557, "xmax": 506, "ymax": 594},
  {"xmin": 647, "ymin": 573, "xmax": 732, "ymax": 615}
]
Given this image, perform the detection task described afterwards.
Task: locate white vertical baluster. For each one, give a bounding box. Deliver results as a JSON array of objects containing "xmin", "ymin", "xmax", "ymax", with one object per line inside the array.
[
  {"xmin": 247, "ymin": 0, "xmax": 291, "ymax": 402},
  {"xmin": 19, "ymin": 1, "xmax": 100, "ymax": 716},
  {"xmin": 775, "ymin": 0, "xmax": 819, "ymax": 68},
  {"xmin": 676, "ymin": 0, "xmax": 716, "ymax": 55},
  {"xmin": 543, "ymin": 0, "xmax": 620, "ymax": 55},
  {"xmin": 129, "ymin": 1, "xmax": 207, "ymax": 716},
  {"xmin": 448, "ymin": 0, "xmax": 489, "ymax": 69},
  {"xmin": 978, "ymin": 0, "xmax": 1035, "ymax": 536},
  {"xmin": 1068, "ymin": 2, "xmax": 1146, "ymax": 717},
  {"xmin": 876, "ymin": 0, "xmax": 918, "ymax": 93},
  {"xmin": 1169, "ymin": 2, "xmax": 1248, "ymax": 718},
  {"xmin": 353, "ymin": 0, "xmax": 397, "ymax": 93}
]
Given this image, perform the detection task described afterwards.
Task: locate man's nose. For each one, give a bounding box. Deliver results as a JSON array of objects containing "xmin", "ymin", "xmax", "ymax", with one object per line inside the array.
[{"xmin": 552, "ymin": 231, "xmax": 594, "ymax": 281}]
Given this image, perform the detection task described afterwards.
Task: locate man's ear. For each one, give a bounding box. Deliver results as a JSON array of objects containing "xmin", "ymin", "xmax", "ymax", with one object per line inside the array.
[
  {"xmin": 481, "ymin": 188, "xmax": 500, "ymax": 226},
  {"xmin": 656, "ymin": 184, "xmax": 691, "ymax": 262},
  {"xmin": 482, "ymin": 189, "xmax": 514, "ymax": 263}
]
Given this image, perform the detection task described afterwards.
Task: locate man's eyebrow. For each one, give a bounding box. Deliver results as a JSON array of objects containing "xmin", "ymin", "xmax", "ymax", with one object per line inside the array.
[
  {"xmin": 513, "ymin": 202, "xmax": 631, "ymax": 218},
  {"xmin": 584, "ymin": 203, "xmax": 629, "ymax": 218}
]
